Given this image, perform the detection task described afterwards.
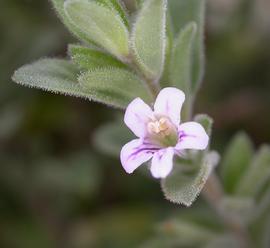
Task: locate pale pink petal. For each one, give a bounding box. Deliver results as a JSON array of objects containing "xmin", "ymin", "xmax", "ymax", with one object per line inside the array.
[
  {"xmin": 124, "ymin": 98, "xmax": 154, "ymax": 137},
  {"xmin": 150, "ymin": 147, "xmax": 174, "ymax": 178},
  {"xmin": 176, "ymin": 122, "xmax": 209, "ymax": 150},
  {"xmin": 120, "ymin": 139, "xmax": 157, "ymax": 174},
  {"xmin": 154, "ymin": 87, "xmax": 185, "ymax": 126}
]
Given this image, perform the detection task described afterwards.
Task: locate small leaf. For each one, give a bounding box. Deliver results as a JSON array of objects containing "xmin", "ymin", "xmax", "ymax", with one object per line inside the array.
[
  {"xmin": 194, "ymin": 114, "xmax": 213, "ymax": 137},
  {"xmin": 170, "ymin": 22, "xmax": 197, "ymax": 95},
  {"xmin": 79, "ymin": 68, "xmax": 152, "ymax": 108},
  {"xmin": 236, "ymin": 145, "xmax": 270, "ymax": 197},
  {"xmin": 221, "ymin": 132, "xmax": 254, "ymax": 194},
  {"xmin": 161, "ymin": 151, "xmax": 218, "ymax": 206},
  {"xmin": 169, "ymin": 0, "xmax": 205, "ymax": 92},
  {"xmin": 131, "ymin": 0, "xmax": 167, "ymax": 80},
  {"xmin": 93, "ymin": 120, "xmax": 133, "ymax": 157},
  {"xmin": 12, "ymin": 59, "xmax": 93, "ymax": 99},
  {"xmin": 68, "ymin": 44, "xmax": 126, "ymax": 70},
  {"xmin": 64, "ymin": 0, "xmax": 129, "ymax": 59},
  {"xmin": 50, "ymin": 0, "xmax": 97, "ymax": 45},
  {"xmin": 97, "ymin": 0, "xmax": 129, "ymax": 28}
]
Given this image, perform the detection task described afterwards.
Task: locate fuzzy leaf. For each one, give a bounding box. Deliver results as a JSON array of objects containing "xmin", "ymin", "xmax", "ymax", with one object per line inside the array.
[
  {"xmin": 221, "ymin": 132, "xmax": 254, "ymax": 194},
  {"xmin": 97, "ymin": 0, "xmax": 129, "ymax": 28},
  {"xmin": 68, "ymin": 44, "xmax": 126, "ymax": 70},
  {"xmin": 79, "ymin": 68, "xmax": 152, "ymax": 108},
  {"xmin": 50, "ymin": 0, "xmax": 97, "ymax": 45},
  {"xmin": 194, "ymin": 114, "xmax": 213, "ymax": 137},
  {"xmin": 93, "ymin": 120, "xmax": 133, "ymax": 157},
  {"xmin": 64, "ymin": 0, "xmax": 129, "ymax": 59},
  {"xmin": 131, "ymin": 0, "xmax": 167, "ymax": 80},
  {"xmin": 160, "ymin": 13, "xmax": 174, "ymax": 86},
  {"xmin": 161, "ymin": 151, "xmax": 218, "ymax": 206},
  {"xmin": 169, "ymin": 0, "xmax": 205, "ymax": 92},
  {"xmin": 236, "ymin": 145, "xmax": 270, "ymax": 197},
  {"xmin": 12, "ymin": 59, "xmax": 94, "ymax": 99},
  {"xmin": 170, "ymin": 22, "xmax": 197, "ymax": 95}
]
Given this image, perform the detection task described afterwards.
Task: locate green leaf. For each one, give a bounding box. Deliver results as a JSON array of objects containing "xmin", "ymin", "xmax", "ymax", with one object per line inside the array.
[
  {"xmin": 169, "ymin": 0, "xmax": 205, "ymax": 92},
  {"xmin": 194, "ymin": 114, "xmax": 213, "ymax": 137},
  {"xmin": 93, "ymin": 119, "xmax": 133, "ymax": 157},
  {"xmin": 50, "ymin": 0, "xmax": 97, "ymax": 45},
  {"xmin": 236, "ymin": 145, "xmax": 270, "ymax": 197},
  {"xmin": 97, "ymin": 0, "xmax": 129, "ymax": 28},
  {"xmin": 12, "ymin": 58, "xmax": 93, "ymax": 99},
  {"xmin": 220, "ymin": 196, "xmax": 254, "ymax": 222},
  {"xmin": 131, "ymin": 0, "xmax": 167, "ymax": 80},
  {"xmin": 170, "ymin": 22, "xmax": 197, "ymax": 96},
  {"xmin": 68, "ymin": 44, "xmax": 126, "ymax": 70},
  {"xmin": 252, "ymin": 185, "xmax": 270, "ymax": 223},
  {"xmin": 64, "ymin": 0, "xmax": 129, "ymax": 59},
  {"xmin": 221, "ymin": 132, "xmax": 254, "ymax": 194},
  {"xmin": 160, "ymin": 13, "xmax": 174, "ymax": 87},
  {"xmin": 161, "ymin": 151, "xmax": 218, "ymax": 206},
  {"xmin": 159, "ymin": 219, "xmax": 217, "ymax": 247},
  {"xmin": 79, "ymin": 68, "xmax": 152, "ymax": 108}
]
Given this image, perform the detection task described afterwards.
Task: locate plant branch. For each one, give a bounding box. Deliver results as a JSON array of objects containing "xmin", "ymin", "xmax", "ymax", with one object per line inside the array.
[{"xmin": 126, "ymin": 54, "xmax": 161, "ymax": 99}]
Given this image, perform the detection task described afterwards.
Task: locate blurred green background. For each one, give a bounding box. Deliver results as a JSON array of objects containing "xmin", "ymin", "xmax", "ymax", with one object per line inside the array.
[{"xmin": 0, "ymin": 0, "xmax": 269, "ymax": 247}]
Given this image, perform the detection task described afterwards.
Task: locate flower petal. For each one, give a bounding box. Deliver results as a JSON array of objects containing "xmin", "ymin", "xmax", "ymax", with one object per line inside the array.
[
  {"xmin": 124, "ymin": 98, "xmax": 154, "ymax": 137},
  {"xmin": 150, "ymin": 147, "xmax": 174, "ymax": 178},
  {"xmin": 120, "ymin": 139, "xmax": 157, "ymax": 174},
  {"xmin": 176, "ymin": 122, "xmax": 209, "ymax": 150},
  {"xmin": 154, "ymin": 87, "xmax": 185, "ymax": 126}
]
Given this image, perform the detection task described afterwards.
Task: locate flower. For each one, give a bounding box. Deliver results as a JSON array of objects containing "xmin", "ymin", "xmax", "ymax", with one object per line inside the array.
[{"xmin": 120, "ymin": 87, "xmax": 209, "ymax": 178}]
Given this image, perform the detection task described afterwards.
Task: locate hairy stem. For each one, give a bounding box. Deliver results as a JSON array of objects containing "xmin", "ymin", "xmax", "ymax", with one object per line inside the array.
[
  {"xmin": 126, "ymin": 53, "xmax": 161, "ymax": 99},
  {"xmin": 203, "ymin": 173, "xmax": 251, "ymax": 248}
]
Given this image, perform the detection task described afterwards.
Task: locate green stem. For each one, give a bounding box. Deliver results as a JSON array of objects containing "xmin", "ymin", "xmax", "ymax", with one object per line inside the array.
[{"xmin": 126, "ymin": 53, "xmax": 161, "ymax": 99}]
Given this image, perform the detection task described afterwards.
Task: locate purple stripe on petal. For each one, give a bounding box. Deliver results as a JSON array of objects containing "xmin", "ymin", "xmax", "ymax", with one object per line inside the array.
[
  {"xmin": 120, "ymin": 139, "xmax": 156, "ymax": 174},
  {"xmin": 176, "ymin": 122, "xmax": 209, "ymax": 151}
]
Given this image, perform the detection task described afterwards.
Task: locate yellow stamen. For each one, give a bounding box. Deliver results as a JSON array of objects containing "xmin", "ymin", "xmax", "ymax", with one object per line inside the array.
[{"xmin": 147, "ymin": 117, "xmax": 170, "ymax": 135}]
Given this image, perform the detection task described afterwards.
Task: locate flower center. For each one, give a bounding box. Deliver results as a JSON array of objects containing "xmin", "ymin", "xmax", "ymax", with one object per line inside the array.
[{"xmin": 147, "ymin": 117, "xmax": 178, "ymax": 147}]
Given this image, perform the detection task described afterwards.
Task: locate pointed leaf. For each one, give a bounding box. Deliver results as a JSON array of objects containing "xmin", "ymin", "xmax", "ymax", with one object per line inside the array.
[
  {"xmin": 170, "ymin": 22, "xmax": 197, "ymax": 95},
  {"xmin": 169, "ymin": 0, "xmax": 205, "ymax": 92},
  {"xmin": 79, "ymin": 68, "xmax": 152, "ymax": 108},
  {"xmin": 68, "ymin": 44, "xmax": 126, "ymax": 70},
  {"xmin": 50, "ymin": 0, "xmax": 97, "ymax": 45},
  {"xmin": 97, "ymin": 0, "xmax": 129, "ymax": 28},
  {"xmin": 236, "ymin": 145, "xmax": 270, "ymax": 197},
  {"xmin": 131, "ymin": 0, "xmax": 167, "ymax": 80},
  {"xmin": 221, "ymin": 132, "xmax": 254, "ymax": 194},
  {"xmin": 64, "ymin": 0, "xmax": 129, "ymax": 59},
  {"xmin": 12, "ymin": 59, "xmax": 93, "ymax": 99},
  {"xmin": 161, "ymin": 151, "xmax": 218, "ymax": 206}
]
